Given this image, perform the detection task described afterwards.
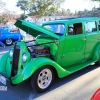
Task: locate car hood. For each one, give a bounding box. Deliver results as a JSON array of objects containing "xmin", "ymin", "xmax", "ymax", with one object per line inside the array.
[{"xmin": 15, "ymin": 20, "xmax": 60, "ymax": 39}]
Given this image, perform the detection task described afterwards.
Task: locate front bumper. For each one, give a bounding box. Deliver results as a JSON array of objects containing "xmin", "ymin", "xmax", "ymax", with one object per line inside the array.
[{"xmin": 0, "ymin": 52, "xmax": 31, "ymax": 85}]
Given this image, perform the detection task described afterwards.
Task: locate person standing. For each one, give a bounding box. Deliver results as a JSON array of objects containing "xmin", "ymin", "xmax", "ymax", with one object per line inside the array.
[
  {"xmin": 0, "ymin": 41, "xmax": 5, "ymax": 48},
  {"xmin": 19, "ymin": 29, "xmax": 26, "ymax": 40}
]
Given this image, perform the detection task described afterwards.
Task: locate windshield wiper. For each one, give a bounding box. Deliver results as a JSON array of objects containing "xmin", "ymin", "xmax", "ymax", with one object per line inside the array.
[{"xmin": 55, "ymin": 33, "xmax": 63, "ymax": 35}]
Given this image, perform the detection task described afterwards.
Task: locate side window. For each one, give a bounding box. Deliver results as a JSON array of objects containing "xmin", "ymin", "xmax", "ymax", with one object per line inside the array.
[
  {"xmin": 98, "ymin": 21, "xmax": 100, "ymax": 30},
  {"xmin": 68, "ymin": 23, "xmax": 82, "ymax": 35},
  {"xmin": 85, "ymin": 21, "xmax": 97, "ymax": 33}
]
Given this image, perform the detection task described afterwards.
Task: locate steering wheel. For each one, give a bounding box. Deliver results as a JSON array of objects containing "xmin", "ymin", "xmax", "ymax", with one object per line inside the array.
[{"xmin": 68, "ymin": 27, "xmax": 74, "ymax": 33}]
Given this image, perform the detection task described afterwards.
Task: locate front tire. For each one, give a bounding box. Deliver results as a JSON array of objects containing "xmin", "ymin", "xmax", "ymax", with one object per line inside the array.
[{"xmin": 31, "ymin": 66, "xmax": 54, "ymax": 93}]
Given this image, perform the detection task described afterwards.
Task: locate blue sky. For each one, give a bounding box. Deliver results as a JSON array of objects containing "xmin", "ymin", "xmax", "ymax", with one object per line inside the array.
[{"xmin": 3, "ymin": 0, "xmax": 100, "ymax": 14}]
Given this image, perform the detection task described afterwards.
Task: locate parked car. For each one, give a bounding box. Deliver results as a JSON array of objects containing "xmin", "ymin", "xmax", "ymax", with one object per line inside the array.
[
  {"xmin": 0, "ymin": 17, "xmax": 100, "ymax": 92},
  {"xmin": 0, "ymin": 28, "xmax": 22, "ymax": 46},
  {"xmin": 91, "ymin": 88, "xmax": 100, "ymax": 100}
]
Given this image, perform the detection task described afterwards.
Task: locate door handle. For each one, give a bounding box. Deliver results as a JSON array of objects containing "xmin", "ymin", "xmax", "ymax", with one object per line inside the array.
[
  {"xmin": 98, "ymin": 38, "xmax": 100, "ymax": 41},
  {"xmin": 62, "ymin": 55, "xmax": 65, "ymax": 58},
  {"xmin": 83, "ymin": 38, "xmax": 86, "ymax": 41}
]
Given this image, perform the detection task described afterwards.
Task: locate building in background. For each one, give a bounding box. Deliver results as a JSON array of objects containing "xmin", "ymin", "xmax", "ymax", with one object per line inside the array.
[{"xmin": 25, "ymin": 16, "xmax": 66, "ymax": 25}]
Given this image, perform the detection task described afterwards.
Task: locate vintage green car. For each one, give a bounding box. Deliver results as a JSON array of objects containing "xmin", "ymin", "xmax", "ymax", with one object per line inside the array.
[{"xmin": 0, "ymin": 17, "xmax": 100, "ymax": 92}]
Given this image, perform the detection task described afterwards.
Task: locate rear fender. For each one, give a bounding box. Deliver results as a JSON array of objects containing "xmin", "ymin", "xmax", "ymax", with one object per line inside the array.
[{"xmin": 92, "ymin": 43, "xmax": 100, "ymax": 61}]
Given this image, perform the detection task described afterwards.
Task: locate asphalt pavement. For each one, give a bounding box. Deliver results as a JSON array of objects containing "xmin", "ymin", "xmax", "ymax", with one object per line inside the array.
[
  {"xmin": 0, "ymin": 46, "xmax": 100, "ymax": 100},
  {"xmin": 0, "ymin": 46, "xmax": 13, "ymax": 55}
]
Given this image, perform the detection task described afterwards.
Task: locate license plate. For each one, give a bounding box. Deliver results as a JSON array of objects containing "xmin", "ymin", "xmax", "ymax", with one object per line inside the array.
[{"xmin": 0, "ymin": 75, "xmax": 6, "ymax": 85}]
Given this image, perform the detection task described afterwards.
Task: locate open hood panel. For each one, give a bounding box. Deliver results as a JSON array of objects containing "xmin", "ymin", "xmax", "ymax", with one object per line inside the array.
[{"xmin": 15, "ymin": 20, "xmax": 60, "ymax": 39}]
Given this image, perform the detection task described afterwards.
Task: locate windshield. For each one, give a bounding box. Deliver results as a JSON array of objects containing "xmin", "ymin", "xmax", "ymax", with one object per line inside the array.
[{"xmin": 43, "ymin": 24, "xmax": 65, "ymax": 35}]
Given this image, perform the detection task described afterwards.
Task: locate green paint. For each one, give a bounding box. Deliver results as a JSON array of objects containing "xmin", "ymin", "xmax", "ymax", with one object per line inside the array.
[{"xmin": 0, "ymin": 17, "xmax": 100, "ymax": 85}]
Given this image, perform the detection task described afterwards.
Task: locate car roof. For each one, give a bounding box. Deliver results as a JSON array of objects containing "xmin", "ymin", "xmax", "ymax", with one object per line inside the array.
[{"xmin": 43, "ymin": 17, "xmax": 100, "ymax": 25}]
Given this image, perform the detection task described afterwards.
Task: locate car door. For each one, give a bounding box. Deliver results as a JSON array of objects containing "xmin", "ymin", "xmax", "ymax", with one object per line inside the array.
[
  {"xmin": 84, "ymin": 21, "xmax": 100, "ymax": 60},
  {"xmin": 61, "ymin": 22, "xmax": 86, "ymax": 67}
]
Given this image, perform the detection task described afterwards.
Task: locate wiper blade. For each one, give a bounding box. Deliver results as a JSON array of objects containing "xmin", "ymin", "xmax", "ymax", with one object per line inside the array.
[{"xmin": 55, "ymin": 33, "xmax": 63, "ymax": 35}]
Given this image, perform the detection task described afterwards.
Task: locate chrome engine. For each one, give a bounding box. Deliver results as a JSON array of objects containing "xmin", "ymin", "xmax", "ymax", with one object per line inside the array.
[{"xmin": 28, "ymin": 45, "xmax": 50, "ymax": 58}]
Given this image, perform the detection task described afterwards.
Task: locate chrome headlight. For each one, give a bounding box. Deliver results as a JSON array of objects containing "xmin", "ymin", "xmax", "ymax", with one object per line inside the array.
[
  {"xmin": 9, "ymin": 50, "xmax": 13, "ymax": 58},
  {"xmin": 22, "ymin": 53, "xmax": 27, "ymax": 62}
]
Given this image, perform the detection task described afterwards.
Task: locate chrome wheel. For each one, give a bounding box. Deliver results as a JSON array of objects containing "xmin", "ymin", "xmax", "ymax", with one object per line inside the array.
[
  {"xmin": 31, "ymin": 66, "xmax": 54, "ymax": 92},
  {"xmin": 5, "ymin": 38, "xmax": 13, "ymax": 45},
  {"xmin": 37, "ymin": 68, "xmax": 52, "ymax": 89}
]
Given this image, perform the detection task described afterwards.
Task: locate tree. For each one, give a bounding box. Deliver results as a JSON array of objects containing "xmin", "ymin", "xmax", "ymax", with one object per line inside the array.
[
  {"xmin": 91, "ymin": 0, "xmax": 100, "ymax": 1},
  {"xmin": 16, "ymin": 0, "xmax": 29, "ymax": 14},
  {"xmin": 82, "ymin": 9, "xmax": 89, "ymax": 16},
  {"xmin": 60, "ymin": 8, "xmax": 67, "ymax": 16},
  {"xmin": 29, "ymin": 0, "xmax": 65, "ymax": 17},
  {"xmin": 16, "ymin": 0, "xmax": 65, "ymax": 21},
  {"xmin": 45, "ymin": 6, "xmax": 58, "ymax": 16},
  {"xmin": 20, "ymin": 14, "xmax": 28, "ymax": 20},
  {"xmin": 78, "ymin": 11, "xmax": 83, "ymax": 16},
  {"xmin": 0, "ymin": 0, "xmax": 6, "ymax": 23},
  {"xmin": 0, "ymin": 1, "xmax": 20, "ymax": 23},
  {"xmin": 0, "ymin": 0, "xmax": 6, "ymax": 10}
]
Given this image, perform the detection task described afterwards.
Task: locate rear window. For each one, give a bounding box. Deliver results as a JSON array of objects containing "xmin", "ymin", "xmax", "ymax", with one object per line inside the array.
[
  {"xmin": 98, "ymin": 21, "xmax": 100, "ymax": 31},
  {"xmin": 85, "ymin": 21, "xmax": 97, "ymax": 33}
]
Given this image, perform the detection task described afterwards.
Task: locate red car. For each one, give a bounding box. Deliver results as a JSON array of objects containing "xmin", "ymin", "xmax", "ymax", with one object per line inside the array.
[{"xmin": 91, "ymin": 88, "xmax": 100, "ymax": 100}]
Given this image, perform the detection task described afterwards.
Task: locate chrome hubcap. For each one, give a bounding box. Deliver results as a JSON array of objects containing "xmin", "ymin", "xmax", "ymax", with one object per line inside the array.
[
  {"xmin": 37, "ymin": 68, "xmax": 52, "ymax": 89},
  {"xmin": 6, "ymin": 38, "xmax": 12, "ymax": 45}
]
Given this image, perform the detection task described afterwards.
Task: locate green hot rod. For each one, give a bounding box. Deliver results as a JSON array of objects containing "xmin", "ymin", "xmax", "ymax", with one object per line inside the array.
[{"xmin": 0, "ymin": 17, "xmax": 100, "ymax": 92}]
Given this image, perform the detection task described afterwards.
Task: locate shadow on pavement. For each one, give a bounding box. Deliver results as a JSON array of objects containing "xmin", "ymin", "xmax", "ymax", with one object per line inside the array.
[
  {"xmin": 0, "ymin": 45, "xmax": 14, "ymax": 55},
  {"xmin": 32, "ymin": 64, "xmax": 99, "ymax": 99},
  {"xmin": 0, "ymin": 64, "xmax": 99, "ymax": 100}
]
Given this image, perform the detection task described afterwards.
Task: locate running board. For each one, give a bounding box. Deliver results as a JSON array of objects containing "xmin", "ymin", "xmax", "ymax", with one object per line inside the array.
[{"xmin": 65, "ymin": 60, "xmax": 96, "ymax": 73}]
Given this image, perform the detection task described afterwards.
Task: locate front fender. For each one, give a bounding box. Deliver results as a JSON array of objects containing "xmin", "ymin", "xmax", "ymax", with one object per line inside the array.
[{"xmin": 12, "ymin": 57, "xmax": 71, "ymax": 84}]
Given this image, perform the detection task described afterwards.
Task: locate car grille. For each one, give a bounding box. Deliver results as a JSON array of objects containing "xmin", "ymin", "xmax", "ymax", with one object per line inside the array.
[{"xmin": 11, "ymin": 46, "xmax": 20, "ymax": 77}]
